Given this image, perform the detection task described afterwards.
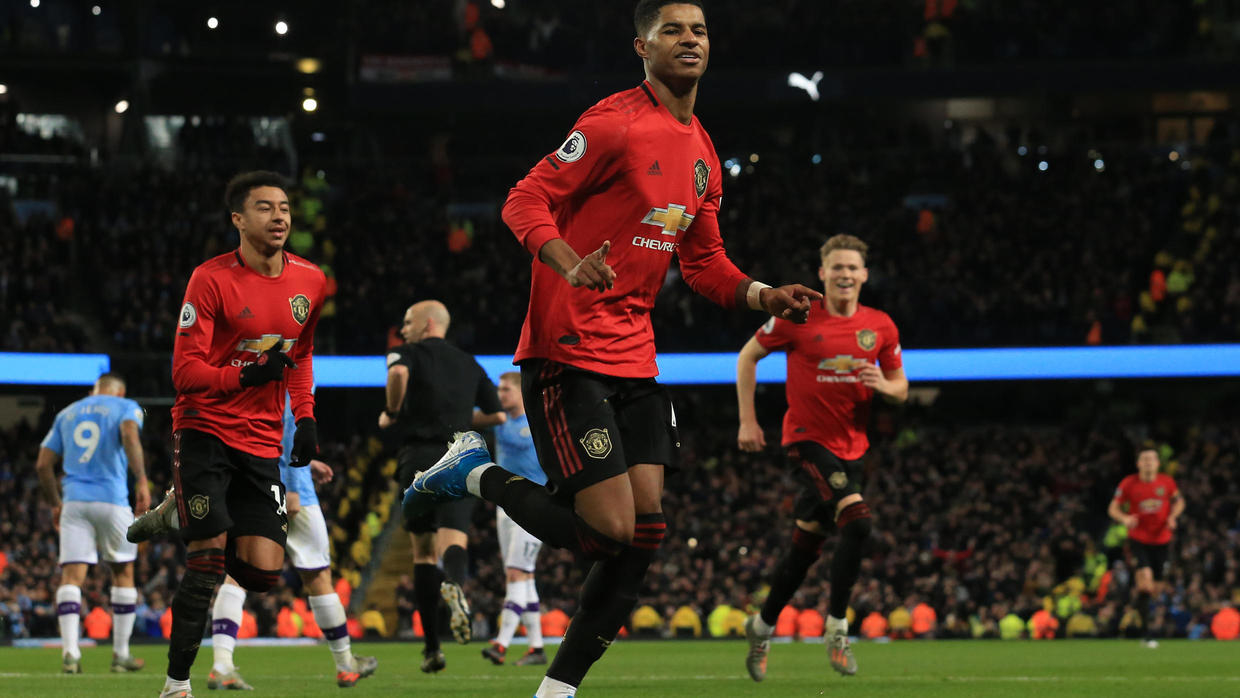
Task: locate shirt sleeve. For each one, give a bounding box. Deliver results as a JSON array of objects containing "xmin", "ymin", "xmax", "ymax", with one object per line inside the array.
[
  {"xmin": 123, "ymin": 399, "xmax": 145, "ymax": 430},
  {"xmin": 474, "ymin": 366, "xmax": 502, "ymax": 414},
  {"xmin": 287, "ymin": 273, "xmax": 326, "ymax": 423},
  {"xmin": 388, "ymin": 345, "xmax": 414, "ymax": 371},
  {"xmin": 878, "ymin": 316, "xmax": 904, "ymax": 371},
  {"xmin": 1111, "ymin": 478, "xmax": 1128, "ymax": 504},
  {"xmin": 676, "ymin": 162, "xmax": 748, "ymax": 309},
  {"xmin": 40, "ymin": 413, "xmax": 65, "ymax": 455},
  {"xmin": 172, "ymin": 267, "xmax": 244, "ymax": 396},
  {"xmin": 753, "ymin": 316, "xmax": 794, "ymax": 352},
  {"xmin": 502, "ymin": 106, "xmax": 630, "ymax": 257}
]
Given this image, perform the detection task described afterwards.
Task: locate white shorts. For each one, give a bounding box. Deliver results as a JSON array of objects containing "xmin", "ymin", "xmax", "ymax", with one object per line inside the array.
[
  {"xmin": 286, "ymin": 503, "xmax": 332, "ymax": 571},
  {"xmin": 59, "ymin": 500, "xmax": 137, "ymax": 565},
  {"xmin": 497, "ymin": 507, "xmax": 542, "ymax": 573}
]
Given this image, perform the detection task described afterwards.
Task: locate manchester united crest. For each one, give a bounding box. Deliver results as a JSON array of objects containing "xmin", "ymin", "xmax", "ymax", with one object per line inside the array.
[
  {"xmin": 693, "ymin": 158, "xmax": 709, "ymax": 198},
  {"xmin": 289, "ymin": 294, "xmax": 311, "ymax": 325},
  {"xmin": 829, "ymin": 471, "xmax": 848, "ymax": 490},
  {"xmin": 1155, "ymin": 487, "xmax": 1165, "ymax": 496},
  {"xmin": 579, "ymin": 428, "xmax": 613, "ymax": 459},
  {"xmin": 189, "ymin": 494, "xmax": 210, "ymax": 520},
  {"xmin": 856, "ymin": 329, "xmax": 877, "ymax": 351}
]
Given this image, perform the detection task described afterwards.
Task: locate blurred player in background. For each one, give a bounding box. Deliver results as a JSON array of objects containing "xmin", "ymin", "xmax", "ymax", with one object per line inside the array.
[
  {"xmin": 126, "ymin": 170, "xmax": 326, "ymax": 698},
  {"xmin": 208, "ymin": 398, "xmax": 377, "ymax": 689},
  {"xmin": 481, "ymin": 372, "xmax": 548, "ymax": 667},
  {"xmin": 380, "ymin": 300, "xmax": 505, "ymax": 672},
  {"xmin": 36, "ymin": 372, "xmax": 150, "ymax": 674},
  {"xmin": 1108, "ymin": 447, "xmax": 1185, "ymax": 648},
  {"xmin": 404, "ymin": 2, "xmax": 820, "ymax": 695},
  {"xmin": 737, "ymin": 235, "xmax": 907, "ymax": 680}
]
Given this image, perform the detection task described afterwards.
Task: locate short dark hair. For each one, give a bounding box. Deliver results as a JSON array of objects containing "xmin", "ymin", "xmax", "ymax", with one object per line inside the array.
[
  {"xmin": 224, "ymin": 170, "xmax": 290, "ymax": 213},
  {"xmin": 634, "ymin": 0, "xmax": 705, "ymax": 37},
  {"xmin": 97, "ymin": 372, "xmax": 125, "ymax": 389}
]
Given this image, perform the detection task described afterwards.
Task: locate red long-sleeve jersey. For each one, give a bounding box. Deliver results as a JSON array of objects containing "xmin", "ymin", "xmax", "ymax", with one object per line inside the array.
[
  {"xmin": 171, "ymin": 249, "xmax": 325, "ymax": 458},
  {"xmin": 503, "ymin": 81, "xmax": 748, "ymax": 378}
]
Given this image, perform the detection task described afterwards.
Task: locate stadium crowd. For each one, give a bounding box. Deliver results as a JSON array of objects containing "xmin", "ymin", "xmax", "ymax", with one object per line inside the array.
[
  {"xmin": 5, "ymin": 112, "xmax": 1240, "ymax": 360},
  {"xmin": 2, "ymin": 387, "xmax": 1238, "ymax": 643},
  {"xmin": 459, "ymin": 397, "xmax": 1240, "ymax": 642},
  {"xmin": 5, "ymin": 0, "xmax": 1235, "ymax": 70}
]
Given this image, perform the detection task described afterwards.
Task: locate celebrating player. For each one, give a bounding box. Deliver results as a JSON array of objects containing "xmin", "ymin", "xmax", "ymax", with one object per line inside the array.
[
  {"xmin": 1108, "ymin": 447, "xmax": 1185, "ymax": 648},
  {"xmin": 127, "ymin": 170, "xmax": 326, "ymax": 698},
  {"xmin": 403, "ymin": 2, "xmax": 820, "ymax": 695},
  {"xmin": 381, "ymin": 300, "xmax": 505, "ymax": 672},
  {"xmin": 208, "ymin": 399, "xmax": 377, "ymax": 689},
  {"xmin": 737, "ymin": 234, "xmax": 907, "ymax": 680},
  {"xmin": 36, "ymin": 373, "xmax": 150, "ymax": 674},
  {"xmin": 481, "ymin": 372, "xmax": 548, "ymax": 667}
]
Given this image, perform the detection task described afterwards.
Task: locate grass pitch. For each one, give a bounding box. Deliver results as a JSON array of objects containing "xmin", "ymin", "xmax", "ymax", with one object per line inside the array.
[{"xmin": 2, "ymin": 639, "xmax": 1235, "ymax": 697}]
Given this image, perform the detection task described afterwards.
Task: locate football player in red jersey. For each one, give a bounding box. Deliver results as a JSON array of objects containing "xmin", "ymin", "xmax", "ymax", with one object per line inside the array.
[
  {"xmin": 127, "ymin": 171, "xmax": 326, "ymax": 698},
  {"xmin": 403, "ymin": 2, "xmax": 820, "ymax": 696},
  {"xmin": 736, "ymin": 234, "xmax": 908, "ymax": 681},
  {"xmin": 1108, "ymin": 447, "xmax": 1184, "ymax": 648}
]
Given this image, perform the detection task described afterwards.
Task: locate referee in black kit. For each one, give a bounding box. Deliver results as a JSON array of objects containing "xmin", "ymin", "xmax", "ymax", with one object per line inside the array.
[{"xmin": 379, "ymin": 300, "xmax": 506, "ymax": 672}]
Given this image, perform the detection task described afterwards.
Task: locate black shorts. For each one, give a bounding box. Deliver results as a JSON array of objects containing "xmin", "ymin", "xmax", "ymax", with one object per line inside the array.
[
  {"xmin": 172, "ymin": 429, "xmax": 287, "ymax": 545},
  {"xmin": 1130, "ymin": 540, "xmax": 1170, "ymax": 580},
  {"xmin": 397, "ymin": 442, "xmax": 475, "ymax": 535},
  {"xmin": 786, "ymin": 441, "xmax": 865, "ymax": 529},
  {"xmin": 521, "ymin": 359, "xmax": 679, "ymax": 499}
]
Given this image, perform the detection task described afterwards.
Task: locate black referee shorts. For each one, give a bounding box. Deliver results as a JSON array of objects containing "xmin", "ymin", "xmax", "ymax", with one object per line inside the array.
[
  {"xmin": 520, "ymin": 359, "xmax": 679, "ymax": 500},
  {"xmin": 172, "ymin": 428, "xmax": 287, "ymax": 545},
  {"xmin": 786, "ymin": 440, "xmax": 865, "ymax": 530},
  {"xmin": 1130, "ymin": 540, "xmax": 1170, "ymax": 581},
  {"xmin": 397, "ymin": 442, "xmax": 475, "ymax": 535}
]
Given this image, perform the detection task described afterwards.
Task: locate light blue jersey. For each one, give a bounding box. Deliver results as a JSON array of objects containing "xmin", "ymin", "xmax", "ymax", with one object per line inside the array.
[
  {"xmin": 277, "ymin": 396, "xmax": 317, "ymax": 507},
  {"xmin": 495, "ymin": 413, "xmax": 545, "ymax": 486},
  {"xmin": 41, "ymin": 394, "xmax": 144, "ymax": 506}
]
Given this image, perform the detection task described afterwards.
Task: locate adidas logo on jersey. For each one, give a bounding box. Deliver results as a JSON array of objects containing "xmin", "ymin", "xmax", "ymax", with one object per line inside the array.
[
  {"xmin": 647, "ymin": 160, "xmax": 662, "ymax": 176},
  {"xmin": 237, "ymin": 306, "xmax": 255, "ymax": 319}
]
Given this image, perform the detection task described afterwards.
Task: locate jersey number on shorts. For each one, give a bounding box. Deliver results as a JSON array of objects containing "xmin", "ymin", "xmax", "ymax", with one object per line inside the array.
[
  {"xmin": 73, "ymin": 421, "xmax": 101, "ymax": 463},
  {"xmin": 270, "ymin": 485, "xmax": 287, "ymax": 516}
]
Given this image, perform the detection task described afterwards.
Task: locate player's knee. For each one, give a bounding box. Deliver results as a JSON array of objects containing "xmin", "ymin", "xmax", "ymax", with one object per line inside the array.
[
  {"xmin": 792, "ymin": 526, "xmax": 827, "ymax": 557},
  {"xmin": 226, "ymin": 556, "xmax": 281, "ymax": 593},
  {"xmin": 836, "ymin": 501, "xmax": 872, "ymax": 541},
  {"xmin": 591, "ymin": 515, "xmax": 636, "ymax": 546},
  {"xmin": 185, "ymin": 548, "xmax": 226, "ymax": 587},
  {"xmin": 573, "ymin": 515, "xmax": 627, "ymax": 560},
  {"xmin": 632, "ymin": 512, "xmax": 667, "ymax": 552}
]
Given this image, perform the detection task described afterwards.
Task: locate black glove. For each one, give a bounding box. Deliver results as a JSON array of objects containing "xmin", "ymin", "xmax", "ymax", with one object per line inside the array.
[
  {"xmin": 291, "ymin": 418, "xmax": 318, "ymax": 467},
  {"xmin": 239, "ymin": 347, "xmax": 297, "ymax": 388}
]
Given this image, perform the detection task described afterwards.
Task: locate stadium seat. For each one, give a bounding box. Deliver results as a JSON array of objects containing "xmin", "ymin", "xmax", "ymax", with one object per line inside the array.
[
  {"xmin": 795, "ymin": 608, "xmax": 824, "ymax": 639},
  {"xmin": 1212, "ymin": 606, "xmax": 1239, "ymax": 640},
  {"xmin": 774, "ymin": 605, "xmax": 799, "ymax": 637}
]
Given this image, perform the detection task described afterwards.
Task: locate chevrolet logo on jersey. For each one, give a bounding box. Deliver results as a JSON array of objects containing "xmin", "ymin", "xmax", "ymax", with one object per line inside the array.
[
  {"xmin": 642, "ymin": 204, "xmax": 694, "ymax": 236},
  {"xmin": 236, "ymin": 334, "xmax": 297, "ymax": 354},
  {"xmin": 818, "ymin": 355, "xmax": 863, "ymax": 374},
  {"xmin": 1138, "ymin": 499, "xmax": 1163, "ymax": 513}
]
